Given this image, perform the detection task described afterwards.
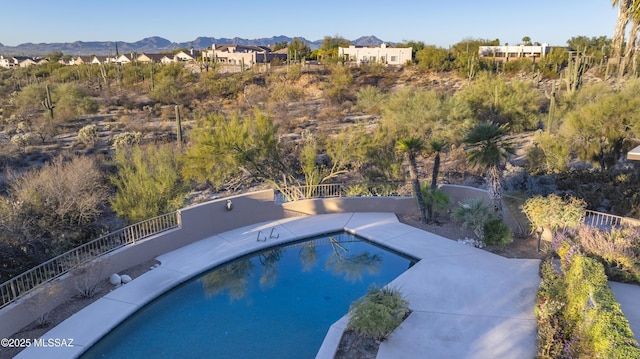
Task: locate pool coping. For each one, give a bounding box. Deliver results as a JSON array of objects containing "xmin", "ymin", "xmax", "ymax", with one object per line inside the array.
[{"xmin": 15, "ymin": 212, "xmax": 540, "ymax": 359}]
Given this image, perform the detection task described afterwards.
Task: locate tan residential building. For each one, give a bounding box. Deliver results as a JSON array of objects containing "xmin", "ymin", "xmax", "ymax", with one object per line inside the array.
[
  {"xmin": 136, "ymin": 53, "xmax": 173, "ymax": 64},
  {"xmin": 0, "ymin": 55, "xmax": 16, "ymax": 68},
  {"xmin": 174, "ymin": 49, "xmax": 201, "ymax": 62},
  {"xmin": 338, "ymin": 44, "xmax": 412, "ymax": 65},
  {"xmin": 478, "ymin": 44, "xmax": 552, "ymax": 61},
  {"xmin": 201, "ymin": 44, "xmax": 286, "ymax": 68}
]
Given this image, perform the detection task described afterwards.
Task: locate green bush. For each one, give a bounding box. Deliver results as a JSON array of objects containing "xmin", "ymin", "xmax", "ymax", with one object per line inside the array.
[
  {"xmin": 77, "ymin": 124, "xmax": 98, "ymax": 146},
  {"xmin": 564, "ymin": 256, "xmax": 639, "ymax": 358},
  {"xmin": 535, "ymin": 255, "xmax": 640, "ymax": 358},
  {"xmin": 112, "ymin": 131, "xmax": 143, "ymax": 148},
  {"xmin": 355, "ymin": 86, "xmax": 386, "ymax": 114},
  {"xmin": 558, "ymin": 226, "xmax": 640, "ymax": 284},
  {"xmin": 483, "ymin": 218, "xmax": 512, "ymax": 247},
  {"xmin": 347, "ymin": 286, "xmax": 410, "ymax": 342},
  {"xmin": 110, "ymin": 144, "xmax": 188, "ymax": 223},
  {"xmin": 452, "ymin": 198, "xmax": 494, "ymax": 240}
]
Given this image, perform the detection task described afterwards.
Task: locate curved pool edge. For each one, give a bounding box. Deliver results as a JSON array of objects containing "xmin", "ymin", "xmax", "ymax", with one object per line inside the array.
[
  {"xmin": 13, "ymin": 212, "xmax": 378, "ymax": 359},
  {"xmin": 16, "ymin": 211, "xmax": 541, "ymax": 359}
]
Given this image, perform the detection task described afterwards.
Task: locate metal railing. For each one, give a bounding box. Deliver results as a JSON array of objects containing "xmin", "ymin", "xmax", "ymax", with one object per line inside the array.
[
  {"xmin": 584, "ymin": 210, "xmax": 640, "ymax": 229},
  {"xmin": 277, "ymin": 182, "xmax": 412, "ymax": 202},
  {"xmin": 0, "ymin": 212, "xmax": 179, "ymax": 309}
]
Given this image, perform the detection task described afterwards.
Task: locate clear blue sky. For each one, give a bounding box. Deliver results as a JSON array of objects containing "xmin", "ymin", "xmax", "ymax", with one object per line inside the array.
[{"xmin": 0, "ymin": 0, "xmax": 618, "ymax": 47}]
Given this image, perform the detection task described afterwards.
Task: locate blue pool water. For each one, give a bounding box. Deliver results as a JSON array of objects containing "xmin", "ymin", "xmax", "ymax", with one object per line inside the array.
[{"xmin": 81, "ymin": 232, "xmax": 416, "ymax": 359}]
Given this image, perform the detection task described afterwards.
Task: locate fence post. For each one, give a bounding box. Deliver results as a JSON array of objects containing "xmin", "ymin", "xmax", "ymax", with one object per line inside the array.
[{"xmin": 10, "ymin": 280, "xmax": 18, "ymax": 301}]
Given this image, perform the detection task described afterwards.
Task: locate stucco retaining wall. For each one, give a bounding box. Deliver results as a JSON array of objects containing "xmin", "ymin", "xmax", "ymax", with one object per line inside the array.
[{"xmin": 281, "ymin": 196, "xmax": 417, "ymax": 215}]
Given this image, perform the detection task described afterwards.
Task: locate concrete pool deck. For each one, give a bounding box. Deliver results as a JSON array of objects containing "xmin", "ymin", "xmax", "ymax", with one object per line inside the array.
[{"xmin": 15, "ymin": 212, "xmax": 540, "ymax": 359}]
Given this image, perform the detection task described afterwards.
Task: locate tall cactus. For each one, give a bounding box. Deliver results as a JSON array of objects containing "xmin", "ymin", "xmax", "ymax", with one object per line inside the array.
[
  {"xmin": 149, "ymin": 63, "xmax": 155, "ymax": 91},
  {"xmin": 41, "ymin": 84, "xmax": 55, "ymax": 120},
  {"xmin": 99, "ymin": 64, "xmax": 109, "ymax": 87},
  {"xmin": 175, "ymin": 105, "xmax": 183, "ymax": 147},
  {"xmin": 544, "ymin": 81, "xmax": 557, "ymax": 132},
  {"xmin": 565, "ymin": 51, "xmax": 587, "ymax": 95}
]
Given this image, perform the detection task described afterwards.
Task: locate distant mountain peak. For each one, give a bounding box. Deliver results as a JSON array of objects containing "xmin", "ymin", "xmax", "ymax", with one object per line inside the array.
[
  {"xmin": 0, "ymin": 35, "xmax": 388, "ymax": 56},
  {"xmin": 352, "ymin": 35, "xmax": 385, "ymax": 46}
]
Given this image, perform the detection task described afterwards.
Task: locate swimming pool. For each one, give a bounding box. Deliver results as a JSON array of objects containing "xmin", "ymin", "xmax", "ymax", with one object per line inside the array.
[{"xmin": 80, "ymin": 232, "xmax": 416, "ymax": 358}]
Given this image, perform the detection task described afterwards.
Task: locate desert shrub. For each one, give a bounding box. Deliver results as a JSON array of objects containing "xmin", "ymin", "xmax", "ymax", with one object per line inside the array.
[
  {"xmin": 343, "ymin": 183, "xmax": 370, "ymax": 196},
  {"xmin": 535, "ymin": 256, "xmax": 640, "ymax": 358},
  {"xmin": 13, "ymin": 83, "xmax": 48, "ymax": 114},
  {"xmin": 483, "ymin": 218, "xmax": 512, "ymax": 247},
  {"xmin": 0, "ymin": 154, "xmax": 108, "ymax": 247},
  {"xmin": 243, "ymin": 83, "xmax": 270, "ymax": 105},
  {"xmin": 526, "ymin": 131, "xmax": 571, "ymax": 174},
  {"xmin": 354, "ymin": 85, "xmax": 386, "ymax": 114},
  {"xmin": 455, "ymin": 73, "xmax": 542, "ymax": 132},
  {"xmin": 415, "ymin": 45, "xmax": 452, "ymax": 72},
  {"xmin": 502, "ymin": 58, "xmax": 536, "ymax": 74},
  {"xmin": 268, "ymin": 81, "xmax": 304, "ymax": 104},
  {"xmin": 521, "ymin": 194, "xmax": 586, "ymax": 238},
  {"xmin": 347, "ymin": 286, "xmax": 410, "ymax": 342},
  {"xmin": 10, "ymin": 133, "xmax": 34, "ymax": 148},
  {"xmin": 452, "ymin": 198, "xmax": 494, "ymax": 240},
  {"xmin": 555, "ymin": 169, "xmax": 640, "ymax": 217},
  {"xmin": 112, "ymin": 131, "xmax": 143, "ymax": 148},
  {"xmin": 421, "ymin": 184, "xmax": 450, "ymax": 220},
  {"xmin": 563, "ymin": 256, "xmax": 639, "ymax": 358},
  {"xmin": 110, "ymin": 144, "xmax": 188, "ymax": 223},
  {"xmin": 54, "ymin": 83, "xmax": 98, "ymax": 122},
  {"xmin": 326, "ymin": 64, "xmax": 353, "ymax": 102},
  {"xmin": 78, "ymin": 124, "xmax": 99, "ymax": 146},
  {"xmin": 557, "ymin": 226, "xmax": 640, "ymax": 284},
  {"xmin": 535, "ymin": 258, "xmax": 568, "ymax": 358},
  {"xmin": 198, "ymin": 72, "xmax": 244, "ymax": 99}
]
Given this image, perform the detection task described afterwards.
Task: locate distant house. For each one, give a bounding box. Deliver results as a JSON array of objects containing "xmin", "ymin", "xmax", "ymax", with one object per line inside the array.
[
  {"xmin": 72, "ymin": 55, "xmax": 95, "ymax": 65},
  {"xmin": 16, "ymin": 56, "xmax": 37, "ymax": 67},
  {"xmin": 201, "ymin": 44, "xmax": 287, "ymax": 68},
  {"xmin": 90, "ymin": 56, "xmax": 119, "ymax": 65},
  {"xmin": 0, "ymin": 55, "xmax": 15, "ymax": 68},
  {"xmin": 115, "ymin": 53, "xmax": 139, "ymax": 65},
  {"xmin": 136, "ymin": 53, "xmax": 173, "ymax": 64},
  {"xmin": 478, "ymin": 44, "xmax": 552, "ymax": 62},
  {"xmin": 174, "ymin": 49, "xmax": 200, "ymax": 62},
  {"xmin": 338, "ymin": 44, "xmax": 412, "ymax": 66}
]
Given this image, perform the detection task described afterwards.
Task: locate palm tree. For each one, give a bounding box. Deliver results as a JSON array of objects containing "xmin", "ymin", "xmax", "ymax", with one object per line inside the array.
[
  {"xmin": 463, "ymin": 123, "xmax": 514, "ymax": 217},
  {"xmin": 426, "ymin": 140, "xmax": 446, "ymax": 222},
  {"xmin": 396, "ymin": 137, "xmax": 427, "ymax": 223},
  {"xmin": 612, "ymin": 0, "xmax": 633, "ymax": 60},
  {"xmin": 620, "ymin": 1, "xmax": 640, "ymax": 75}
]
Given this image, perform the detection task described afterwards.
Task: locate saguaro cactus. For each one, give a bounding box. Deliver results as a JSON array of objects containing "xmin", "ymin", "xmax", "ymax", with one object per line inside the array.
[
  {"xmin": 149, "ymin": 63, "xmax": 155, "ymax": 91},
  {"xmin": 175, "ymin": 105, "xmax": 183, "ymax": 147},
  {"xmin": 41, "ymin": 84, "xmax": 55, "ymax": 120},
  {"xmin": 565, "ymin": 51, "xmax": 587, "ymax": 95},
  {"xmin": 544, "ymin": 81, "xmax": 557, "ymax": 132}
]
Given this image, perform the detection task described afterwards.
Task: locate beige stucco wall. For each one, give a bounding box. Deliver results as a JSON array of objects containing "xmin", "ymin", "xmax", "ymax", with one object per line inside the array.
[
  {"xmin": 440, "ymin": 184, "xmax": 526, "ymax": 235},
  {"xmin": 338, "ymin": 45, "xmax": 412, "ymax": 65},
  {"xmin": 282, "ymin": 196, "xmax": 417, "ymax": 215}
]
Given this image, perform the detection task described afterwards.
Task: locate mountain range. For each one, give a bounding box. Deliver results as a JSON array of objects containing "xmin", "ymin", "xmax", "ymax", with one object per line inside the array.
[{"xmin": 0, "ymin": 35, "xmax": 386, "ymax": 56}]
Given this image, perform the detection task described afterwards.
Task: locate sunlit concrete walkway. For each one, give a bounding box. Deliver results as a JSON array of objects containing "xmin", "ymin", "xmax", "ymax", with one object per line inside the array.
[
  {"xmin": 609, "ymin": 281, "xmax": 640, "ymax": 344},
  {"xmin": 17, "ymin": 213, "xmax": 540, "ymax": 359},
  {"xmin": 319, "ymin": 214, "xmax": 540, "ymax": 359}
]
